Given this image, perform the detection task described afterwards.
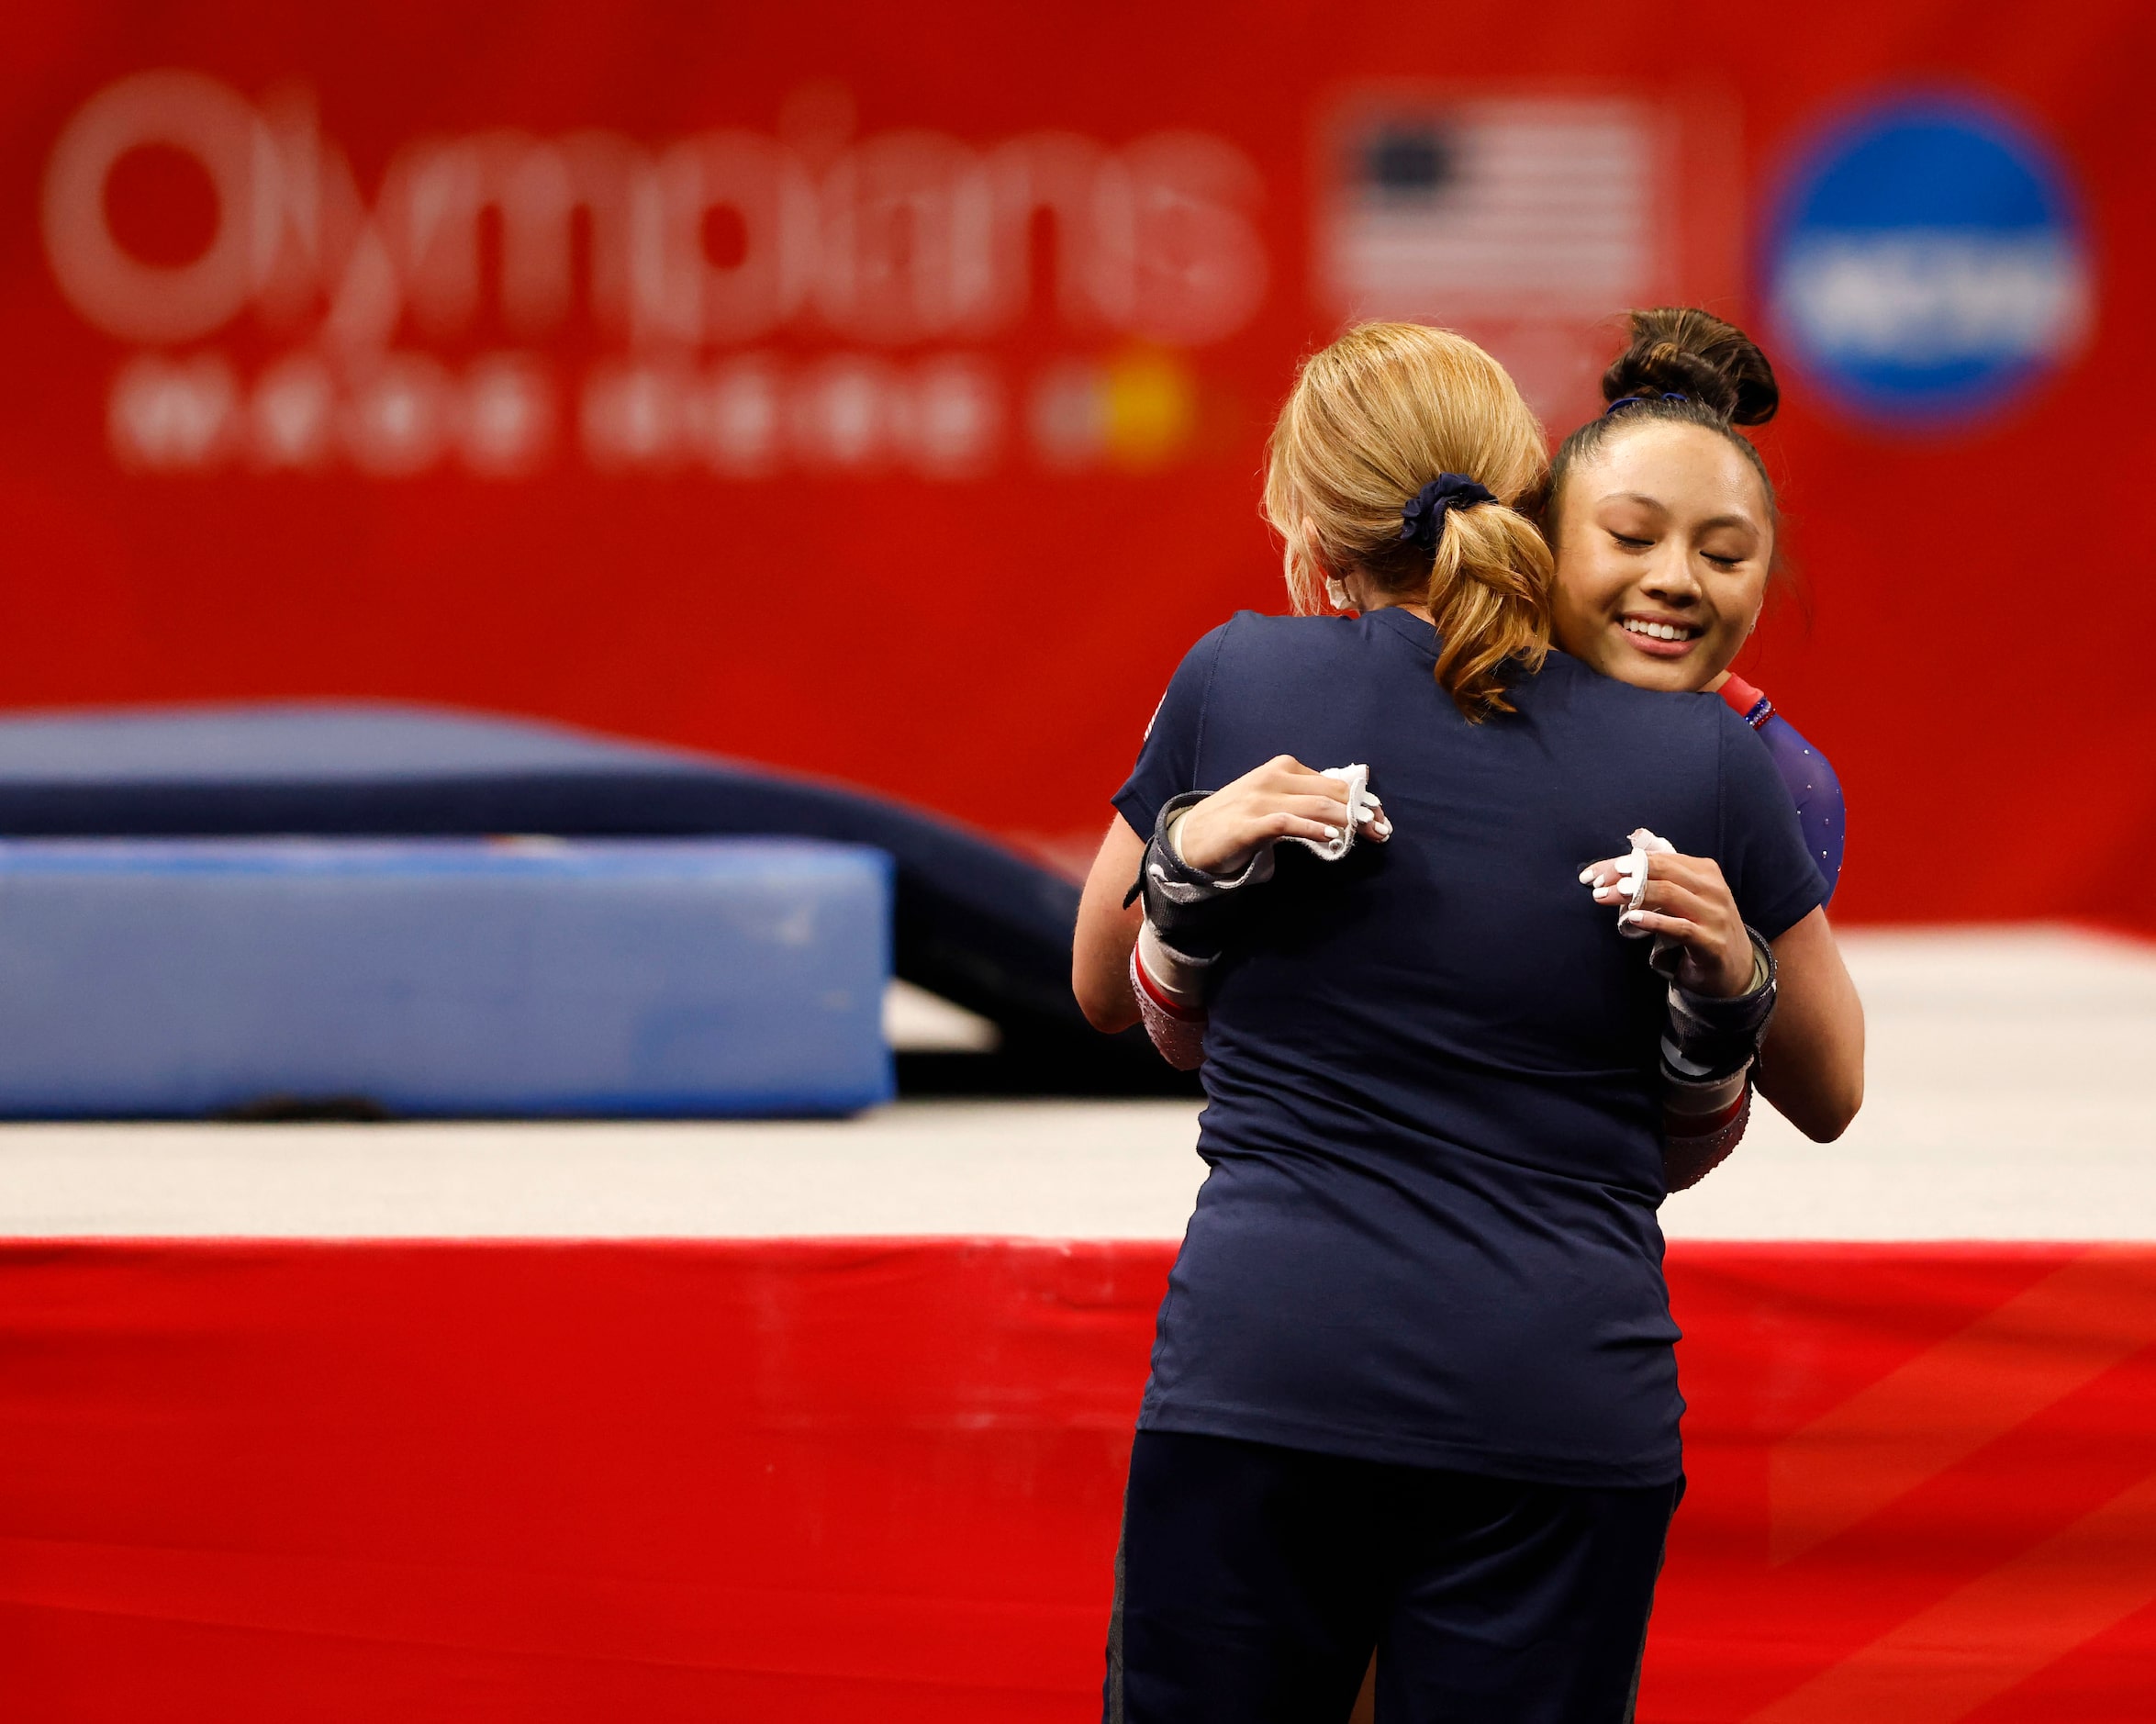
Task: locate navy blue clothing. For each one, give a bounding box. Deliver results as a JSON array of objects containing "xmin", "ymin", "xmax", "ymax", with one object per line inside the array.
[
  {"xmin": 1107, "ymin": 1430, "xmax": 1680, "ymax": 1724},
  {"xmin": 1112, "ymin": 610, "xmax": 1826, "ymax": 1486},
  {"xmin": 1759, "ymin": 712, "xmax": 1843, "ymax": 902},
  {"xmin": 1719, "ymin": 677, "xmax": 1846, "ymax": 902}
]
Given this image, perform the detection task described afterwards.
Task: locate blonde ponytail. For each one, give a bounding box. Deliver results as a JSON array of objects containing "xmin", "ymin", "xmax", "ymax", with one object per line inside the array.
[
  {"xmin": 1263, "ymin": 322, "xmax": 1553, "ymax": 719},
  {"xmin": 1424, "ymin": 498, "xmax": 1554, "ymax": 716}
]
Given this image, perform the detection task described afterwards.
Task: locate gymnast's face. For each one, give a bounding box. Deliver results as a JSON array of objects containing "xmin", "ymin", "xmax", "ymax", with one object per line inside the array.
[{"xmin": 1548, "ymin": 421, "xmax": 1772, "ymax": 694}]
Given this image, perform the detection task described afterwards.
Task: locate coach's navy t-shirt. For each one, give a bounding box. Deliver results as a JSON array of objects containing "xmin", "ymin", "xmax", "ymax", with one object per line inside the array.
[{"xmin": 1112, "ymin": 609, "xmax": 1826, "ymax": 1487}]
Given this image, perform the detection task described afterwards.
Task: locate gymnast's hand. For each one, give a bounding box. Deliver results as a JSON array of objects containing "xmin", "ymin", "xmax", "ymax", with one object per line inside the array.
[
  {"xmin": 1580, "ymin": 845, "xmax": 1755, "ymax": 998},
  {"xmin": 1174, "ymin": 756, "xmax": 1391, "ymax": 876}
]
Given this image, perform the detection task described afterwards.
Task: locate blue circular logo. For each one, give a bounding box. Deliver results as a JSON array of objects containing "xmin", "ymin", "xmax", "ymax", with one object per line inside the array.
[{"xmin": 1766, "ymin": 95, "xmax": 2091, "ymax": 428}]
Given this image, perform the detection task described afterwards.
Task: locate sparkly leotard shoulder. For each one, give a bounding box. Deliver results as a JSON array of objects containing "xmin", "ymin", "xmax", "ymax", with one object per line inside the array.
[{"xmin": 1719, "ymin": 673, "xmax": 1844, "ymax": 902}]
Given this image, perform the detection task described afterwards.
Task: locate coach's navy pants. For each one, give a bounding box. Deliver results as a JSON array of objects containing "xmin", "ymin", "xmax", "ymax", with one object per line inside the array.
[{"xmin": 1105, "ymin": 1430, "xmax": 1681, "ymax": 1724}]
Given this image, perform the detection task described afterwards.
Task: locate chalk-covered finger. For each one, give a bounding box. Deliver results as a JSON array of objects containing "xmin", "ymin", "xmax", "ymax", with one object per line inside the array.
[
  {"xmin": 1616, "ymin": 908, "xmax": 1699, "ymax": 938},
  {"xmin": 1588, "ymin": 850, "xmax": 1655, "ymax": 908},
  {"xmin": 1354, "ymin": 797, "xmax": 1393, "ymax": 842},
  {"xmin": 1609, "ymin": 876, "xmax": 1711, "ymax": 923}
]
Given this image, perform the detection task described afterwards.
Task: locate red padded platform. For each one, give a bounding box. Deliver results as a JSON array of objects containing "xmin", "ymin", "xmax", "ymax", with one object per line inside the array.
[{"xmin": 3, "ymin": 1240, "xmax": 2151, "ymax": 1720}]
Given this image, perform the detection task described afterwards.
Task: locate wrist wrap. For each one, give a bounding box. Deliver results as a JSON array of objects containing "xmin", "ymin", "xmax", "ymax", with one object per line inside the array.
[
  {"xmin": 1124, "ymin": 791, "xmax": 1276, "ymax": 962},
  {"xmin": 1129, "ymin": 938, "xmax": 1209, "ymax": 1071},
  {"xmin": 1653, "ymin": 924, "xmax": 1778, "ymax": 1085},
  {"xmin": 1663, "ymin": 1080, "xmax": 1751, "ymax": 1192}
]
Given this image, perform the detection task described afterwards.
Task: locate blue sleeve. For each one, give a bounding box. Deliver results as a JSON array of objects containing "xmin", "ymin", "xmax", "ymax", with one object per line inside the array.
[
  {"xmin": 1715, "ymin": 707, "xmax": 1830, "ymax": 941},
  {"xmin": 1757, "ymin": 712, "xmax": 1845, "ymax": 905},
  {"xmin": 1111, "ymin": 622, "xmax": 1231, "ymax": 840}
]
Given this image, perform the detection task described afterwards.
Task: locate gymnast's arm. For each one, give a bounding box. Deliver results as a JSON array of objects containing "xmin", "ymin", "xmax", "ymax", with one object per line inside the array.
[
  {"xmin": 1726, "ymin": 691, "xmax": 1862, "ymax": 1139},
  {"xmin": 1073, "ymin": 815, "xmax": 1145, "ymax": 1033},
  {"xmin": 1586, "ymin": 834, "xmax": 1863, "ymax": 1147},
  {"xmin": 1757, "ymin": 907, "xmax": 1864, "ymax": 1142},
  {"xmin": 1074, "ymin": 756, "xmax": 1366, "ymax": 1035}
]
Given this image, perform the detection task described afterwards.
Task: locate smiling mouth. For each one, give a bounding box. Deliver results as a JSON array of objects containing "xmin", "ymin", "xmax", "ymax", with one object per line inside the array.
[{"xmin": 1621, "ymin": 617, "xmax": 1702, "ymax": 644}]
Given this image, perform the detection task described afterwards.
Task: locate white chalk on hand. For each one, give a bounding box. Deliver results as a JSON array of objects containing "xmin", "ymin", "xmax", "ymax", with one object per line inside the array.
[
  {"xmin": 1614, "ymin": 828, "xmax": 1675, "ymax": 939},
  {"xmin": 1290, "ymin": 764, "xmax": 1370, "ymax": 863}
]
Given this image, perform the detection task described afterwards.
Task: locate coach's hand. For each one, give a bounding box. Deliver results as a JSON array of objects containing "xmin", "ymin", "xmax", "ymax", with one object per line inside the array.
[
  {"xmin": 1581, "ymin": 847, "xmax": 1755, "ymax": 998},
  {"xmin": 1175, "ymin": 756, "xmax": 1390, "ymax": 876}
]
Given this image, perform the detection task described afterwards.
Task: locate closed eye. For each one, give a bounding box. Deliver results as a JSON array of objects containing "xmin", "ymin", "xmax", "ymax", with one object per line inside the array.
[
  {"xmin": 1703, "ymin": 553, "xmax": 1742, "ymax": 569},
  {"xmin": 1610, "ymin": 532, "xmax": 1652, "ymax": 549}
]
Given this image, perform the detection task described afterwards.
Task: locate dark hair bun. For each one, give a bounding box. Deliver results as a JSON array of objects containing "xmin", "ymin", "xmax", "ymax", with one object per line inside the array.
[{"xmin": 1601, "ymin": 307, "xmax": 1779, "ymax": 427}]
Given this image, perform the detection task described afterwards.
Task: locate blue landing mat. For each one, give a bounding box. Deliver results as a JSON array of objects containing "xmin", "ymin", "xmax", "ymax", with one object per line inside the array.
[{"xmin": 0, "ymin": 838, "xmax": 892, "ymax": 1118}]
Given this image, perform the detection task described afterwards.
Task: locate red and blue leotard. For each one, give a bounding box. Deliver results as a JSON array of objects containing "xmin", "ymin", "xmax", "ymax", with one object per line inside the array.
[{"xmin": 1718, "ymin": 673, "xmax": 1843, "ymax": 902}]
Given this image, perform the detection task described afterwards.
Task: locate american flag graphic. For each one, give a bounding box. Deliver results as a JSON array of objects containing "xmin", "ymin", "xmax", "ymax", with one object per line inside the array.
[{"xmin": 1322, "ymin": 96, "xmax": 1662, "ymax": 321}]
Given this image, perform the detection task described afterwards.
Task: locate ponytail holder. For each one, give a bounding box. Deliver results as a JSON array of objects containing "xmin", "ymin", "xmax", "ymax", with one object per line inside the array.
[
  {"xmin": 1606, "ymin": 392, "xmax": 1689, "ymax": 415},
  {"xmin": 1399, "ymin": 473, "xmax": 1497, "ymax": 554}
]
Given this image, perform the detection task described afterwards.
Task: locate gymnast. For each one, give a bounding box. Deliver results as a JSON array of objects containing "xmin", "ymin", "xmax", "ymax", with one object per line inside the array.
[
  {"xmin": 1555, "ymin": 308, "xmax": 1845, "ymax": 904},
  {"xmin": 1069, "ymin": 321, "xmax": 1860, "ymax": 1722}
]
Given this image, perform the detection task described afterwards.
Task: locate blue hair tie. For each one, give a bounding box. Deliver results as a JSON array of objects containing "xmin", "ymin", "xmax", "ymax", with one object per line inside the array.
[
  {"xmin": 1605, "ymin": 392, "xmax": 1689, "ymax": 415},
  {"xmin": 1399, "ymin": 473, "xmax": 1497, "ymax": 554}
]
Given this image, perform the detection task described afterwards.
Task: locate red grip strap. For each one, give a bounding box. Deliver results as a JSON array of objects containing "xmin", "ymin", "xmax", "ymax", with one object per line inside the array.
[{"xmin": 1130, "ymin": 940, "xmax": 1203, "ymax": 1022}]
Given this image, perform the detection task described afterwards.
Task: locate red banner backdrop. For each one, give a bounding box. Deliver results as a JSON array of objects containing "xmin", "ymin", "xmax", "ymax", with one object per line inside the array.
[
  {"xmin": 1, "ymin": 1238, "xmax": 2151, "ymax": 1720},
  {"xmin": 3, "ymin": 3, "xmax": 2153, "ymax": 926}
]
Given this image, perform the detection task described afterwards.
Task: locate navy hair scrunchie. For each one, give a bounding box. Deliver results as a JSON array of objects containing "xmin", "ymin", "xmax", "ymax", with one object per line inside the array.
[
  {"xmin": 1399, "ymin": 473, "xmax": 1497, "ymax": 554},
  {"xmin": 1605, "ymin": 392, "xmax": 1689, "ymax": 415}
]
